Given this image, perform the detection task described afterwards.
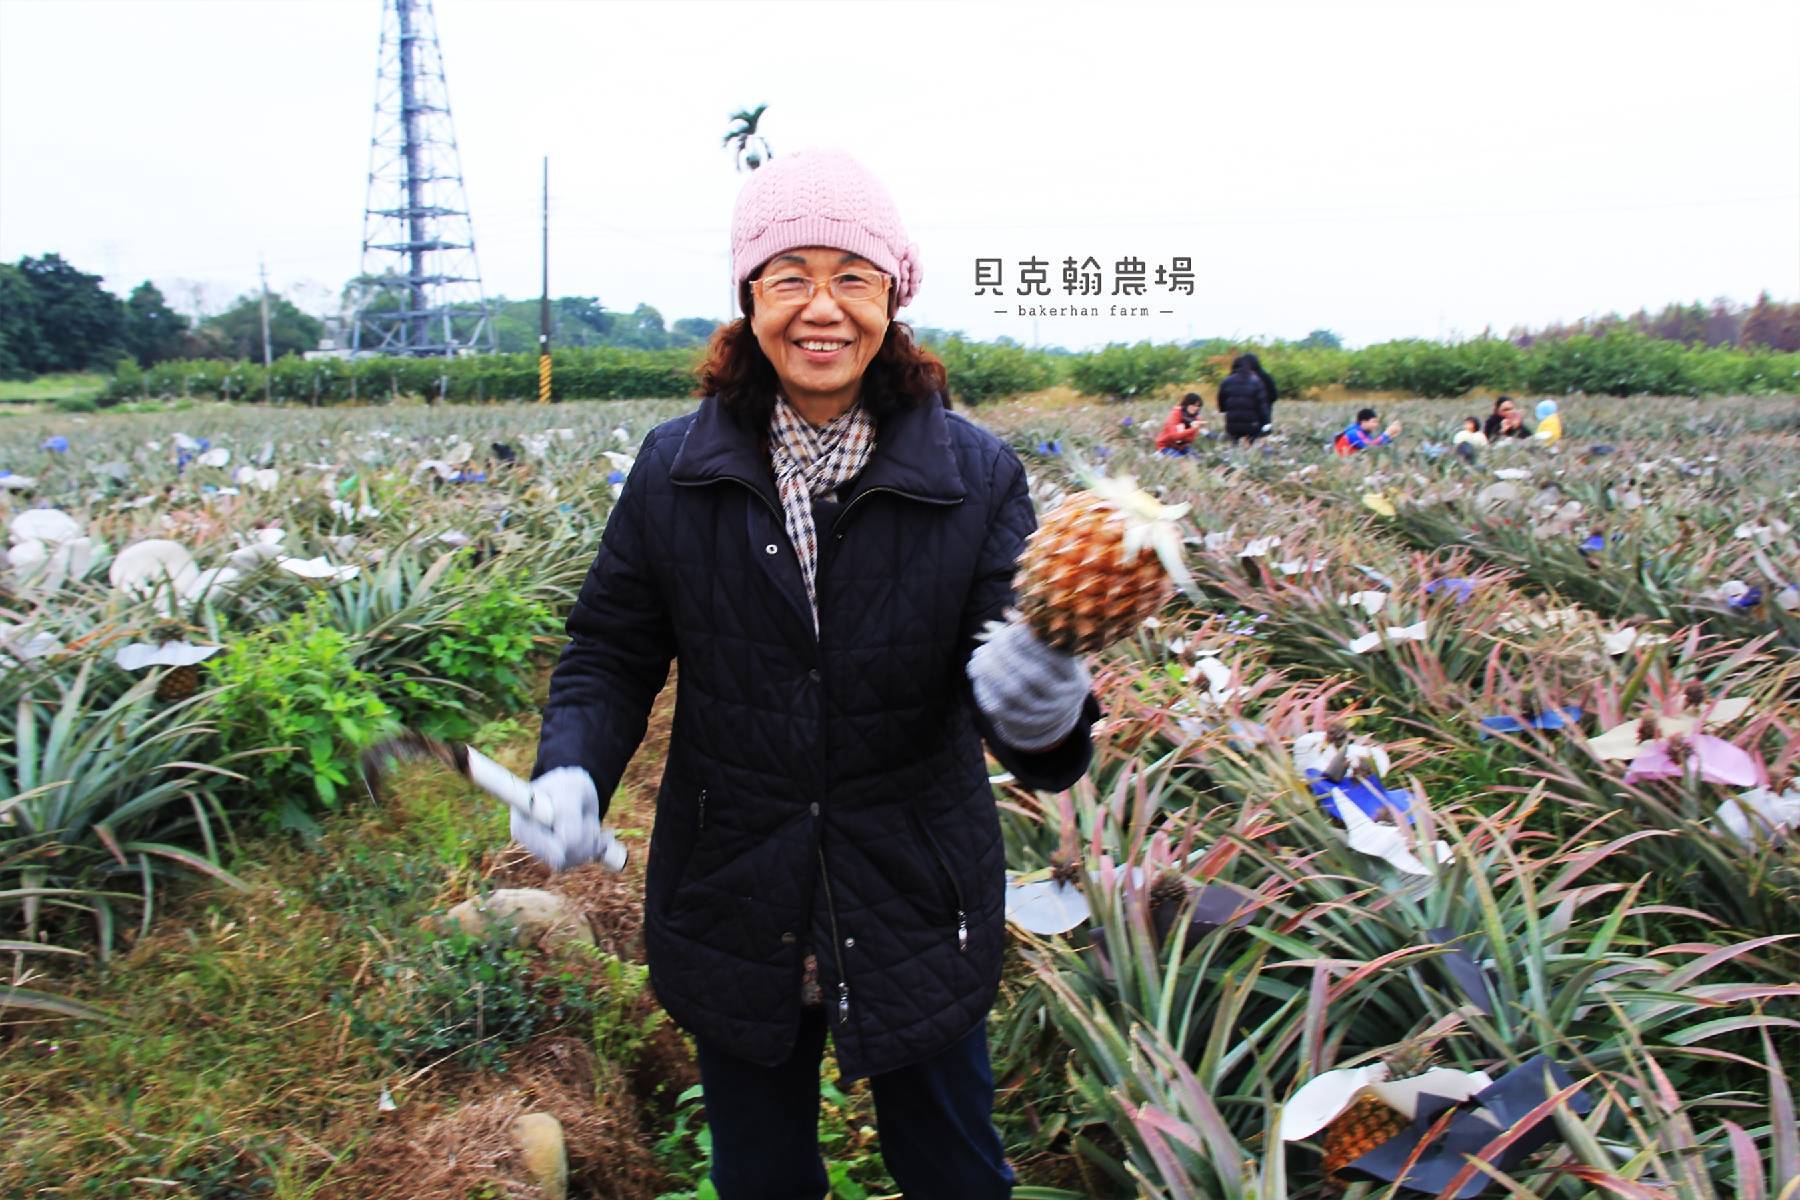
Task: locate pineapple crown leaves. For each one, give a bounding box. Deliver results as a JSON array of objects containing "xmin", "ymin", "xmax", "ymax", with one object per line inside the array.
[
  {"xmin": 1381, "ymin": 1038, "xmax": 1441, "ymax": 1079},
  {"xmin": 1061, "ymin": 459, "xmax": 1204, "ymax": 604},
  {"xmin": 146, "ymin": 616, "xmax": 200, "ymax": 644}
]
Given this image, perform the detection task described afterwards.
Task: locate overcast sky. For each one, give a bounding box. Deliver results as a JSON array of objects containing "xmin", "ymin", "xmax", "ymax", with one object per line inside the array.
[{"xmin": 2, "ymin": 0, "xmax": 1796, "ymax": 350}]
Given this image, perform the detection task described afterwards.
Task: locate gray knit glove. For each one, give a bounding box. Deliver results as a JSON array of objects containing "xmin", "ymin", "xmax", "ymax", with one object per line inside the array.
[{"xmin": 967, "ymin": 618, "xmax": 1092, "ymax": 752}]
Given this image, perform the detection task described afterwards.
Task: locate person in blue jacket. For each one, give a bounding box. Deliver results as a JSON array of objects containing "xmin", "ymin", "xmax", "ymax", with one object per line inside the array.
[{"xmin": 1334, "ymin": 408, "xmax": 1402, "ymax": 454}]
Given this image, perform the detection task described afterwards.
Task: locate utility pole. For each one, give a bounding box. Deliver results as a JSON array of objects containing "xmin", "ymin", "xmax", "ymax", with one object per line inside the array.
[
  {"xmin": 539, "ymin": 156, "xmax": 551, "ymax": 403},
  {"xmin": 259, "ymin": 257, "xmax": 274, "ymax": 404}
]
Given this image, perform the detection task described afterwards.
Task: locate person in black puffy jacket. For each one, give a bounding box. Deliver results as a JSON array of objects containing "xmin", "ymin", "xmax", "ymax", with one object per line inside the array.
[
  {"xmin": 525, "ymin": 149, "xmax": 1097, "ymax": 1199},
  {"xmin": 1216, "ymin": 353, "xmax": 1274, "ymax": 442},
  {"xmin": 1244, "ymin": 352, "xmax": 1279, "ymax": 426}
]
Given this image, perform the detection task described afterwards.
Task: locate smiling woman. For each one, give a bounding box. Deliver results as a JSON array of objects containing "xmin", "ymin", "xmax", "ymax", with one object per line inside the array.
[
  {"xmin": 746, "ymin": 248, "xmax": 893, "ymax": 422},
  {"xmin": 695, "ymin": 151, "xmax": 947, "ymax": 430},
  {"xmin": 526, "ymin": 146, "xmax": 1100, "ymax": 1198}
]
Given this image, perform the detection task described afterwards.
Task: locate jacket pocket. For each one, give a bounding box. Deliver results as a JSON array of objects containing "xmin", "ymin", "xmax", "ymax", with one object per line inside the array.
[
  {"xmin": 905, "ymin": 806, "xmax": 965, "ymax": 925},
  {"xmin": 662, "ymin": 786, "xmax": 708, "ymax": 918}
]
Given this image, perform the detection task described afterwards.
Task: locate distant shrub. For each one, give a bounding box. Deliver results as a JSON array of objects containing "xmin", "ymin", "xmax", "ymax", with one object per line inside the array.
[
  {"xmin": 1254, "ymin": 347, "xmax": 1351, "ymax": 399},
  {"xmin": 935, "ymin": 336, "xmax": 1059, "ymax": 405},
  {"xmin": 1345, "ymin": 338, "xmax": 1523, "ymax": 397},
  {"xmin": 1643, "ymin": 344, "xmax": 1800, "ymax": 396},
  {"xmin": 1523, "ymin": 330, "xmax": 1692, "ymax": 396},
  {"xmin": 1454, "ymin": 338, "xmax": 1527, "ymax": 392},
  {"xmin": 1067, "ymin": 342, "xmax": 1192, "ymax": 400}
]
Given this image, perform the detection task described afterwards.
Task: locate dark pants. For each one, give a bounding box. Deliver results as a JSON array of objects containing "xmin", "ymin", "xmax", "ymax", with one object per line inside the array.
[{"xmin": 693, "ymin": 1006, "xmax": 1016, "ymax": 1199}]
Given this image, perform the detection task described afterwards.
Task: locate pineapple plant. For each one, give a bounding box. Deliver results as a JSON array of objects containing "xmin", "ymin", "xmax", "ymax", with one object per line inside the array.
[
  {"xmin": 1320, "ymin": 720, "xmax": 1352, "ymax": 779},
  {"xmin": 1145, "ymin": 867, "xmax": 1192, "ymax": 947},
  {"xmin": 1015, "ymin": 473, "xmax": 1200, "ymax": 653},
  {"xmin": 148, "ymin": 619, "xmax": 206, "ymax": 703},
  {"xmin": 114, "ymin": 620, "xmax": 223, "ymax": 704},
  {"xmin": 1319, "ymin": 1040, "xmax": 1438, "ymax": 1188},
  {"xmin": 1147, "ymin": 868, "xmax": 1189, "ymax": 914},
  {"xmin": 156, "ymin": 658, "xmax": 201, "ymax": 704}
]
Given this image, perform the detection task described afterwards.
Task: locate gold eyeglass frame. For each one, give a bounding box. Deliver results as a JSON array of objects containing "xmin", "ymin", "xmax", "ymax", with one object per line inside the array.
[{"xmin": 750, "ymin": 270, "xmax": 894, "ymax": 308}]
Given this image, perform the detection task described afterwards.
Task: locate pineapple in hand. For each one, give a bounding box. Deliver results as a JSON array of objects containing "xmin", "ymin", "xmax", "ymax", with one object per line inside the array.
[
  {"xmin": 972, "ymin": 471, "xmax": 1199, "ymax": 753},
  {"xmin": 1015, "ymin": 471, "xmax": 1201, "ymax": 654}
]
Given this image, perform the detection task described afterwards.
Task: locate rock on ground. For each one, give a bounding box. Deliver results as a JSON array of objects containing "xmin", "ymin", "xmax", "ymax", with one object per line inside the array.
[{"xmin": 438, "ymin": 887, "xmax": 596, "ymax": 952}]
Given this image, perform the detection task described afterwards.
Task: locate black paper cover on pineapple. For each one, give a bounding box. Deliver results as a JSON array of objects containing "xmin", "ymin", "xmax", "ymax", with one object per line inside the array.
[
  {"xmin": 1343, "ymin": 1054, "xmax": 1592, "ymax": 1197},
  {"xmin": 1423, "ymin": 925, "xmax": 1498, "ymax": 1016},
  {"xmin": 1149, "ymin": 883, "xmax": 1259, "ymax": 947},
  {"xmin": 1090, "ymin": 882, "xmax": 1258, "ymax": 962}
]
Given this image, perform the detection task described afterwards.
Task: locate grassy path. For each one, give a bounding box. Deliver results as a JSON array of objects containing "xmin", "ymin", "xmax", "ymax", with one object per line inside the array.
[{"xmin": 1, "ymin": 666, "xmax": 699, "ymax": 1198}]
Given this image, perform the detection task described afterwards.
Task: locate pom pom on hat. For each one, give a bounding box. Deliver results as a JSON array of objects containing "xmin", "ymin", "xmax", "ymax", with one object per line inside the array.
[{"xmin": 731, "ymin": 148, "xmax": 922, "ymax": 314}]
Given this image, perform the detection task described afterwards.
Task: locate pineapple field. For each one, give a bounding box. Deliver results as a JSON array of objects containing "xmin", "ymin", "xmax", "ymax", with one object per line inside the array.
[{"xmin": 1, "ymin": 390, "xmax": 1797, "ymax": 1198}]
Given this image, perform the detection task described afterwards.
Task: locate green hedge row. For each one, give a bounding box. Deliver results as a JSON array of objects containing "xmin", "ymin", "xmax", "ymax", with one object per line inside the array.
[
  {"xmin": 1057, "ymin": 332, "xmax": 1800, "ymax": 401},
  {"xmin": 108, "ymin": 346, "xmax": 700, "ymax": 405},
  {"xmin": 106, "ymin": 329, "xmax": 1800, "ymax": 407},
  {"xmin": 1337, "ymin": 334, "xmax": 1800, "ymax": 398}
]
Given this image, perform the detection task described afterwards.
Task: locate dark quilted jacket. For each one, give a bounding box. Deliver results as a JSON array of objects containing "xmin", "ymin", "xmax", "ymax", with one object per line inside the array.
[
  {"xmin": 532, "ymin": 392, "xmax": 1098, "ymax": 1081},
  {"xmin": 1216, "ymin": 370, "xmax": 1270, "ymax": 439}
]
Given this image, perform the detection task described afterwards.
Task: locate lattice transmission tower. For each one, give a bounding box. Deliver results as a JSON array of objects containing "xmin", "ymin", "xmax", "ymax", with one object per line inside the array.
[{"xmin": 352, "ymin": 0, "xmax": 494, "ymax": 357}]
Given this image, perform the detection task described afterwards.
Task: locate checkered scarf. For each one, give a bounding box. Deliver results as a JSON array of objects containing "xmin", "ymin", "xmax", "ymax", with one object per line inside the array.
[{"xmin": 768, "ymin": 393, "xmax": 876, "ymax": 631}]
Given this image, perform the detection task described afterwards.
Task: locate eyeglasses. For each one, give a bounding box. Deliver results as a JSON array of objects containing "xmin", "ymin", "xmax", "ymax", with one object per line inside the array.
[{"xmin": 752, "ymin": 270, "xmax": 892, "ymax": 308}]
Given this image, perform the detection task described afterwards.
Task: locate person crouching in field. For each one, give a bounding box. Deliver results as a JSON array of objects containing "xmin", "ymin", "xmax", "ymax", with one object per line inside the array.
[
  {"xmin": 1452, "ymin": 415, "xmax": 1489, "ymax": 461},
  {"xmin": 1534, "ymin": 398, "xmax": 1563, "ymax": 445},
  {"xmin": 1156, "ymin": 392, "xmax": 1206, "ymax": 454},
  {"xmin": 1216, "ymin": 355, "xmax": 1274, "ymax": 443},
  {"xmin": 1484, "ymin": 395, "xmax": 1532, "ymax": 441},
  {"xmin": 1334, "ymin": 407, "xmax": 1401, "ymax": 454},
  {"xmin": 522, "ymin": 147, "xmax": 1097, "ymax": 1198}
]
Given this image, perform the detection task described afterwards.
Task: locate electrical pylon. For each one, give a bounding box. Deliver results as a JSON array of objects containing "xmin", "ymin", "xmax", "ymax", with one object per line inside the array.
[{"xmin": 352, "ymin": 0, "xmax": 495, "ymax": 357}]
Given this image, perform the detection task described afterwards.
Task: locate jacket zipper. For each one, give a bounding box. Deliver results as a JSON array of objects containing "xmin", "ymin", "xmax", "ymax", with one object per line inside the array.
[
  {"xmin": 831, "ymin": 484, "xmax": 961, "ymax": 539},
  {"xmin": 816, "ymin": 843, "xmax": 852, "ymax": 1024},
  {"xmin": 910, "ymin": 811, "xmax": 969, "ymax": 953},
  {"xmin": 697, "ymin": 787, "xmax": 706, "ymax": 830}
]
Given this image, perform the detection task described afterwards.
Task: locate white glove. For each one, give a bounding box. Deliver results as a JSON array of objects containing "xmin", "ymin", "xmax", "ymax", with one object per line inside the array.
[{"xmin": 510, "ymin": 766, "xmax": 623, "ymax": 873}]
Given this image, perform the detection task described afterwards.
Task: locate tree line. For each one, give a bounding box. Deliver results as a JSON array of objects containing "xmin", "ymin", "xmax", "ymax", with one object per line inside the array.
[
  {"xmin": 1507, "ymin": 293, "xmax": 1800, "ymax": 352},
  {"xmin": 0, "ymin": 252, "xmax": 734, "ymax": 380},
  {"xmin": 484, "ymin": 296, "xmax": 718, "ymax": 353},
  {"xmin": 0, "ymin": 253, "xmax": 326, "ymax": 378}
]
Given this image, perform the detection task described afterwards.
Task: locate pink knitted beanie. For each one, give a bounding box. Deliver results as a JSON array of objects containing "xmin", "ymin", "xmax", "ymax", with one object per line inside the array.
[{"xmin": 731, "ymin": 148, "xmax": 922, "ymax": 315}]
